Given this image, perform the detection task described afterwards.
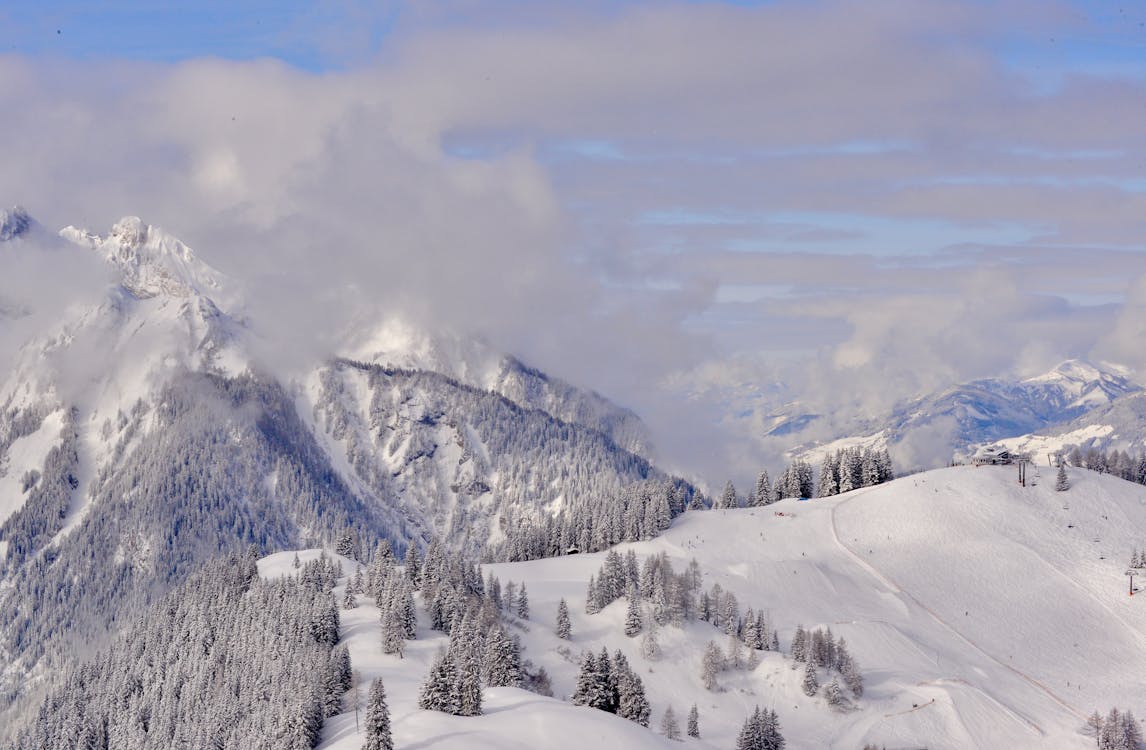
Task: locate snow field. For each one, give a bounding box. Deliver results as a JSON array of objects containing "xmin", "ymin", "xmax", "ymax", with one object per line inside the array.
[{"xmin": 266, "ymin": 464, "xmax": 1146, "ymax": 748}]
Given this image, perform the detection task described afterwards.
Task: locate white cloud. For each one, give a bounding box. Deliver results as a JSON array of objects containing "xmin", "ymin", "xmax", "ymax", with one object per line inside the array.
[{"xmin": 0, "ymin": 0, "xmax": 1144, "ymax": 486}]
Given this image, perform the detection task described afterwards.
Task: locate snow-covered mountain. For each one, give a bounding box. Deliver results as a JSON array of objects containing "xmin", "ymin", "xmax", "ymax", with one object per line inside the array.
[
  {"xmin": 997, "ymin": 388, "xmax": 1146, "ymax": 464},
  {"xmin": 16, "ymin": 464, "xmax": 1144, "ymax": 748},
  {"xmin": 786, "ymin": 360, "xmax": 1142, "ymax": 469},
  {"xmin": 0, "ymin": 210, "xmax": 683, "ymax": 724},
  {"xmin": 0, "ymin": 207, "xmax": 33, "ymax": 242}
]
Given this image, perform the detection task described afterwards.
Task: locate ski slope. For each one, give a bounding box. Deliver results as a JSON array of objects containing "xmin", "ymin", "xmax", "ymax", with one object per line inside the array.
[{"xmin": 270, "ymin": 465, "xmax": 1146, "ymax": 749}]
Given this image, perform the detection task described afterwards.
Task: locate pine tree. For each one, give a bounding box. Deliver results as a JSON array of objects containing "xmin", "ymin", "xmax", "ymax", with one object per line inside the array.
[
  {"xmin": 585, "ymin": 575, "xmax": 601, "ymax": 615},
  {"xmin": 753, "ymin": 470, "xmax": 772, "ymax": 507},
  {"xmin": 516, "ymin": 583, "xmax": 530, "ymax": 619},
  {"xmin": 483, "ymin": 626, "xmax": 522, "ymax": 688},
  {"xmin": 687, "ymin": 703, "xmax": 700, "ymax": 738},
  {"xmin": 1056, "ymin": 462, "xmax": 1070, "ymax": 492},
  {"xmin": 335, "ymin": 529, "xmax": 357, "ymax": 560},
  {"xmin": 720, "ymin": 480, "xmax": 739, "ymax": 509},
  {"xmin": 641, "ymin": 620, "xmax": 661, "ymax": 660},
  {"xmin": 790, "ymin": 625, "xmax": 808, "ymax": 663},
  {"xmin": 736, "ymin": 707, "xmax": 765, "ymax": 750},
  {"xmin": 802, "ymin": 661, "xmax": 819, "ymax": 696},
  {"xmin": 381, "ymin": 609, "xmax": 405, "ymax": 658},
  {"xmin": 824, "ymin": 677, "xmax": 845, "ymax": 707},
  {"xmin": 343, "ymin": 587, "xmax": 357, "ymax": 609},
  {"xmin": 556, "ymin": 597, "xmax": 572, "ymax": 640},
  {"xmin": 701, "ymin": 640, "xmax": 725, "ymax": 691},
  {"xmin": 817, "ymin": 454, "xmax": 839, "ymax": 498},
  {"xmin": 418, "ymin": 650, "xmax": 460, "ymax": 714},
  {"xmin": 363, "ymin": 678, "xmax": 394, "ymax": 750},
  {"xmin": 571, "ymin": 650, "xmax": 613, "ymax": 712},
  {"xmin": 624, "ymin": 597, "xmax": 644, "ymax": 637},
  {"xmin": 1087, "ymin": 710, "xmax": 1105, "ymax": 743},
  {"xmin": 729, "ymin": 633, "xmax": 745, "ymax": 669},
  {"xmin": 614, "ymin": 651, "xmax": 650, "ymax": 726},
  {"xmin": 760, "ymin": 707, "xmax": 785, "ymax": 750},
  {"xmin": 661, "ymin": 705, "xmax": 681, "ymax": 740},
  {"xmin": 404, "ymin": 544, "xmax": 422, "ymax": 588},
  {"xmin": 456, "ymin": 651, "xmax": 483, "ymax": 717},
  {"xmin": 840, "ymin": 648, "xmax": 864, "ymax": 698}
]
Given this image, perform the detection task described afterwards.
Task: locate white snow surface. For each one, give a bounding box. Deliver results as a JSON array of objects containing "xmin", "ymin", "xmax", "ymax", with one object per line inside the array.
[{"xmin": 269, "ymin": 465, "xmax": 1144, "ymax": 749}]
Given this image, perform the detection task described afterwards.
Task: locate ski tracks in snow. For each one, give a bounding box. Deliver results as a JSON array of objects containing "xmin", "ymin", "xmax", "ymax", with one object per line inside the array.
[{"xmin": 827, "ymin": 491, "xmax": 1085, "ymax": 735}]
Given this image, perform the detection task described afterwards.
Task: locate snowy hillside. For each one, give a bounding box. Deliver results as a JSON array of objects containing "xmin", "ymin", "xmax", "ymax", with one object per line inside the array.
[{"xmin": 265, "ymin": 465, "xmax": 1146, "ymax": 749}]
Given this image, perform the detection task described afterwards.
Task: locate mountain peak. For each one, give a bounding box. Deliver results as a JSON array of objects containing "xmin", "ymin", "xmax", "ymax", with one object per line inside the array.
[
  {"xmin": 0, "ymin": 205, "xmax": 34, "ymax": 241},
  {"xmin": 61, "ymin": 217, "xmax": 228, "ymax": 301},
  {"xmin": 109, "ymin": 215, "xmax": 148, "ymax": 248},
  {"xmin": 1026, "ymin": 359, "xmax": 1110, "ymax": 385}
]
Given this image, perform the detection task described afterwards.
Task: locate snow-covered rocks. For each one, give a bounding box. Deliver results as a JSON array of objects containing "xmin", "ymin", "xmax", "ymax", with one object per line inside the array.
[{"xmin": 0, "ymin": 206, "xmax": 33, "ymax": 241}]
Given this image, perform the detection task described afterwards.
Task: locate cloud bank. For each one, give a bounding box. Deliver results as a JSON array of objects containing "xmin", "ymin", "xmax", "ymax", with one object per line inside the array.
[{"xmin": 1, "ymin": 0, "xmax": 1144, "ymax": 485}]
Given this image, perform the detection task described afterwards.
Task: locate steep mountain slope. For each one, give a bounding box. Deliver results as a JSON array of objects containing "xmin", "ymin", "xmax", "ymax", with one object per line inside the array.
[
  {"xmin": 284, "ymin": 465, "xmax": 1146, "ymax": 749},
  {"xmin": 0, "ymin": 212, "xmax": 685, "ymax": 726},
  {"xmin": 342, "ymin": 321, "xmax": 652, "ymax": 457}
]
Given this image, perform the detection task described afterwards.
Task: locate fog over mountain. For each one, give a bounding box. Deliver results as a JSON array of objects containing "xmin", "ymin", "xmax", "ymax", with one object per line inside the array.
[{"xmin": 2, "ymin": 1, "xmax": 1146, "ymax": 487}]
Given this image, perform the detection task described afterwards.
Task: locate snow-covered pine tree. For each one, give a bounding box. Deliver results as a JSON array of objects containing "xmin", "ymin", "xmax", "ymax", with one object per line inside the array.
[
  {"xmin": 556, "ymin": 597, "xmax": 572, "ymax": 639},
  {"xmin": 661, "ymin": 705, "xmax": 681, "ymax": 740},
  {"xmin": 838, "ymin": 450, "xmax": 858, "ymax": 494},
  {"xmin": 1056, "ymin": 461, "xmax": 1070, "ymax": 492},
  {"xmin": 614, "ymin": 650, "xmax": 650, "ymax": 726},
  {"xmin": 504, "ymin": 581, "xmax": 518, "ymax": 613},
  {"xmin": 363, "ymin": 678, "xmax": 394, "ymax": 750},
  {"xmin": 335, "ymin": 529, "xmax": 357, "ymax": 560},
  {"xmin": 802, "ymin": 661, "xmax": 819, "ymax": 696},
  {"xmin": 641, "ymin": 620, "xmax": 662, "ymax": 660},
  {"xmin": 486, "ymin": 573, "xmax": 503, "ymax": 610},
  {"xmin": 404, "ymin": 543, "xmax": 422, "ymax": 588},
  {"xmin": 585, "ymin": 575, "xmax": 600, "ymax": 614},
  {"xmin": 516, "ymin": 583, "xmax": 530, "ymax": 619},
  {"xmin": 418, "ymin": 649, "xmax": 461, "ymax": 714},
  {"xmin": 322, "ymin": 645, "xmax": 352, "ymax": 718},
  {"xmin": 702, "ymin": 640, "xmax": 725, "ymax": 690},
  {"xmin": 753, "ymin": 470, "xmax": 772, "ymax": 507},
  {"xmin": 483, "ymin": 625, "xmax": 522, "ymax": 687},
  {"xmin": 736, "ymin": 707, "xmax": 765, "ymax": 750},
  {"xmin": 760, "ymin": 708, "xmax": 785, "ymax": 750},
  {"xmin": 687, "ymin": 703, "xmax": 700, "ymax": 738},
  {"xmin": 624, "ymin": 596, "xmax": 644, "ymax": 636},
  {"xmin": 825, "ymin": 677, "xmax": 846, "ymax": 708},
  {"xmin": 729, "ymin": 633, "xmax": 745, "ymax": 669},
  {"xmin": 381, "ymin": 608, "xmax": 405, "ymax": 658},
  {"xmin": 720, "ymin": 480, "xmax": 739, "ymax": 509},
  {"xmin": 790, "ymin": 625, "xmax": 808, "ymax": 662},
  {"xmin": 723, "ymin": 591, "xmax": 740, "ymax": 635},
  {"xmin": 571, "ymin": 650, "xmax": 596, "ymax": 706},
  {"xmin": 839, "ymin": 647, "xmax": 864, "ymax": 698},
  {"xmin": 817, "ymin": 453, "xmax": 839, "ymax": 498},
  {"xmin": 571, "ymin": 650, "xmax": 613, "ymax": 712}
]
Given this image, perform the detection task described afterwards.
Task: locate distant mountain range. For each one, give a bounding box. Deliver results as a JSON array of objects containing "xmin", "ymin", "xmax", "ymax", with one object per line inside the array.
[{"xmin": 780, "ymin": 360, "xmax": 1144, "ymax": 469}]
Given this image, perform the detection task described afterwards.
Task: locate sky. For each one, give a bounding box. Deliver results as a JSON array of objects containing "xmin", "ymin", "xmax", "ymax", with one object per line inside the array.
[{"xmin": 1, "ymin": 0, "xmax": 1145, "ymax": 483}]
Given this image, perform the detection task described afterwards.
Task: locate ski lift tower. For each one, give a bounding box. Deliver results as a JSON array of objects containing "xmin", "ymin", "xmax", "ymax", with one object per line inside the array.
[{"xmin": 1016, "ymin": 452, "xmax": 1032, "ymax": 487}]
